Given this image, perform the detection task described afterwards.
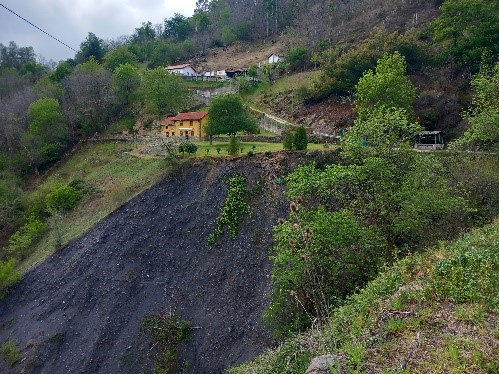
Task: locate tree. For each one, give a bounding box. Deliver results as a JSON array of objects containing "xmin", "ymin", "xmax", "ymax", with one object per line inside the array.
[
  {"xmin": 287, "ymin": 46, "xmax": 309, "ymax": 72},
  {"xmin": 342, "ymin": 52, "xmax": 420, "ymax": 156},
  {"xmin": 77, "ymin": 32, "xmax": 106, "ymax": 63},
  {"xmin": 163, "ymin": 13, "xmax": 193, "ymax": 41},
  {"xmin": 205, "ymin": 94, "xmax": 258, "ymax": 144},
  {"xmin": 247, "ymin": 64, "xmax": 258, "ymax": 81},
  {"xmin": 432, "ymin": 0, "xmax": 499, "ymax": 71},
  {"xmin": 23, "ymin": 98, "xmax": 68, "ymax": 172},
  {"xmin": 293, "ymin": 125, "xmax": 308, "ymax": 150},
  {"xmin": 62, "ymin": 58, "xmax": 113, "ymax": 137},
  {"xmin": 354, "ymin": 51, "xmax": 416, "ymax": 120},
  {"xmin": 141, "ymin": 68, "xmax": 192, "ymax": 120},
  {"xmin": 450, "ymin": 61, "xmax": 499, "ymax": 151},
  {"xmin": 282, "ymin": 128, "xmax": 295, "ymax": 150},
  {"xmin": 103, "ymin": 47, "xmax": 138, "ymax": 72},
  {"xmin": 111, "ymin": 63, "xmax": 141, "ymax": 112}
]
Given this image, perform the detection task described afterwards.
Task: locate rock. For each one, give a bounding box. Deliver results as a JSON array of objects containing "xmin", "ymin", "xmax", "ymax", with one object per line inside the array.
[{"xmin": 305, "ymin": 354, "xmax": 343, "ymax": 374}]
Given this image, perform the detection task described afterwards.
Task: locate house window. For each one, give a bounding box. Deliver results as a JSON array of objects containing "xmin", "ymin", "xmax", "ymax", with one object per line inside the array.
[
  {"xmin": 191, "ymin": 131, "xmax": 194, "ymax": 136},
  {"xmin": 166, "ymin": 132, "xmax": 169, "ymax": 137}
]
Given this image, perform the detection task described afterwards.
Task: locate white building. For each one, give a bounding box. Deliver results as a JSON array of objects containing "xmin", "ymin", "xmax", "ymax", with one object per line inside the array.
[
  {"xmin": 268, "ymin": 54, "xmax": 285, "ymax": 64},
  {"xmin": 165, "ymin": 64, "xmax": 197, "ymax": 76}
]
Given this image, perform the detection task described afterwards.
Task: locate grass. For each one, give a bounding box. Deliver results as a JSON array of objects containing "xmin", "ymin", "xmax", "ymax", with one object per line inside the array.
[
  {"xmin": 192, "ymin": 141, "xmax": 327, "ymax": 157},
  {"xmin": 229, "ymin": 218, "xmax": 499, "ymax": 373},
  {"xmin": 18, "ymin": 141, "xmax": 177, "ymax": 273}
]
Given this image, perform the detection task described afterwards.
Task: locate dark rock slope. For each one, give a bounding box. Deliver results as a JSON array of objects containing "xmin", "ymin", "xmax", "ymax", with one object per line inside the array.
[{"xmin": 0, "ymin": 155, "xmax": 294, "ymax": 374}]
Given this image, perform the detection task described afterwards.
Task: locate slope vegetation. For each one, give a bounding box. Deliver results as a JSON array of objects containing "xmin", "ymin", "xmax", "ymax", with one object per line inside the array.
[
  {"xmin": 230, "ymin": 218, "xmax": 499, "ymax": 373},
  {"xmin": 0, "ymin": 155, "xmax": 298, "ymax": 373}
]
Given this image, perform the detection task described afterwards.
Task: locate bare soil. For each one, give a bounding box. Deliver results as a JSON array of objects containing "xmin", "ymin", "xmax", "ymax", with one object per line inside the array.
[{"xmin": 0, "ymin": 154, "xmax": 305, "ymax": 374}]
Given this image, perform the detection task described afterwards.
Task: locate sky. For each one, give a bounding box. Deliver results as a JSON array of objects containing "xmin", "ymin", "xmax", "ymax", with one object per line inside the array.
[{"xmin": 0, "ymin": 0, "xmax": 197, "ymax": 63}]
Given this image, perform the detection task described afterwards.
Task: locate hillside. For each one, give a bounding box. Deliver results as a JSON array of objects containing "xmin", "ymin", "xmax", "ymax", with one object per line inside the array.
[
  {"xmin": 230, "ymin": 218, "xmax": 499, "ymax": 373},
  {"xmin": 0, "ymin": 155, "xmax": 303, "ymax": 373}
]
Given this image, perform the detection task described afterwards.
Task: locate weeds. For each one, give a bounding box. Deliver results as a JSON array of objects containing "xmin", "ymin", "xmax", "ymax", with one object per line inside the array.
[
  {"xmin": 1, "ymin": 340, "xmax": 21, "ymax": 367},
  {"xmin": 142, "ymin": 313, "xmax": 191, "ymax": 374}
]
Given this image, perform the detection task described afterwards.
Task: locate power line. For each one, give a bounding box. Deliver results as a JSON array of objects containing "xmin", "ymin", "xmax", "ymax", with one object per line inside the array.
[{"xmin": 0, "ymin": 3, "xmax": 78, "ymax": 54}]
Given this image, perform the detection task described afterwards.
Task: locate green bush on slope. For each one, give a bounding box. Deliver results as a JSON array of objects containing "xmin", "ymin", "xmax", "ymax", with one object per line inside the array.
[{"xmin": 230, "ymin": 219, "xmax": 499, "ymax": 373}]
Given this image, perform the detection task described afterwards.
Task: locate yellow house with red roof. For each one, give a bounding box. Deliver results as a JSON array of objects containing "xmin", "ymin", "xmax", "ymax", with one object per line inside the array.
[{"xmin": 159, "ymin": 112, "xmax": 208, "ymax": 139}]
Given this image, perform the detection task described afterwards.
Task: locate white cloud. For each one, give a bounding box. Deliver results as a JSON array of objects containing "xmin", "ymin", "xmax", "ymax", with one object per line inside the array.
[{"xmin": 0, "ymin": 0, "xmax": 196, "ymax": 62}]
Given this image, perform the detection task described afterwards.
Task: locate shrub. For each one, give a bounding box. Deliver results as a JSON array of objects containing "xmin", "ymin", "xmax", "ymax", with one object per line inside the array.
[
  {"xmin": 142, "ymin": 313, "xmax": 191, "ymax": 373},
  {"xmin": 0, "ymin": 259, "xmax": 20, "ymax": 298},
  {"xmin": 293, "ymin": 125, "xmax": 308, "ymax": 150},
  {"xmin": 207, "ymin": 175, "xmax": 250, "ymax": 246},
  {"xmin": 45, "ymin": 184, "xmax": 83, "ymax": 211},
  {"xmin": 1, "ymin": 340, "xmax": 21, "ymax": 367},
  {"xmin": 282, "ymin": 129, "xmax": 295, "ymax": 150},
  {"xmin": 7, "ymin": 216, "xmax": 47, "ymax": 258},
  {"xmin": 266, "ymin": 204, "xmax": 385, "ymax": 335},
  {"xmin": 178, "ymin": 141, "xmax": 198, "ymax": 155},
  {"xmin": 227, "ymin": 135, "xmax": 240, "ymax": 155}
]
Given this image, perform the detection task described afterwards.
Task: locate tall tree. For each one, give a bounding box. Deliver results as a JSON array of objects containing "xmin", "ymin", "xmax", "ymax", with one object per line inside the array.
[
  {"xmin": 111, "ymin": 63, "xmax": 141, "ymax": 113},
  {"xmin": 62, "ymin": 58, "xmax": 113, "ymax": 137},
  {"xmin": 343, "ymin": 52, "xmax": 420, "ymax": 155},
  {"xmin": 432, "ymin": 0, "xmax": 499, "ymax": 71},
  {"xmin": 450, "ymin": 61, "xmax": 499, "ymax": 151},
  {"xmin": 77, "ymin": 32, "xmax": 106, "ymax": 63},
  {"xmin": 205, "ymin": 94, "xmax": 258, "ymax": 144},
  {"xmin": 164, "ymin": 13, "xmax": 193, "ymax": 41},
  {"xmin": 22, "ymin": 98, "xmax": 68, "ymax": 172},
  {"xmin": 103, "ymin": 47, "xmax": 138, "ymax": 72},
  {"xmin": 141, "ymin": 68, "xmax": 192, "ymax": 120}
]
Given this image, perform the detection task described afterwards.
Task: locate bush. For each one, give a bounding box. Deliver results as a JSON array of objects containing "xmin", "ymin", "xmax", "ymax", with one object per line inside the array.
[
  {"xmin": 266, "ymin": 205, "xmax": 385, "ymax": 335},
  {"xmin": 207, "ymin": 175, "xmax": 250, "ymax": 246},
  {"xmin": 227, "ymin": 135, "xmax": 240, "ymax": 155},
  {"xmin": 45, "ymin": 184, "xmax": 83, "ymax": 211},
  {"xmin": 293, "ymin": 125, "xmax": 308, "ymax": 150},
  {"xmin": 1, "ymin": 340, "xmax": 21, "ymax": 367},
  {"xmin": 142, "ymin": 313, "xmax": 191, "ymax": 373},
  {"xmin": 0, "ymin": 259, "xmax": 20, "ymax": 298},
  {"xmin": 282, "ymin": 129, "xmax": 295, "ymax": 150},
  {"xmin": 7, "ymin": 216, "xmax": 47, "ymax": 258},
  {"xmin": 178, "ymin": 141, "xmax": 198, "ymax": 155}
]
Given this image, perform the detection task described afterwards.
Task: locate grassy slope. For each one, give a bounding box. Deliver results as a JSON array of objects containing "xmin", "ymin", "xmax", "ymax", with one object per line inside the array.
[
  {"xmin": 230, "ymin": 219, "xmax": 499, "ymax": 373},
  {"xmin": 18, "ymin": 141, "xmax": 176, "ymax": 273}
]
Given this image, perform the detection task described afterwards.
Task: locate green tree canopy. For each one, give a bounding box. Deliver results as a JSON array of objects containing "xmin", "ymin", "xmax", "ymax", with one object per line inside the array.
[
  {"xmin": 354, "ymin": 51, "xmax": 416, "ymax": 120},
  {"xmin": 103, "ymin": 47, "xmax": 138, "ymax": 72},
  {"xmin": 141, "ymin": 68, "xmax": 192, "ymax": 119},
  {"xmin": 163, "ymin": 13, "xmax": 193, "ymax": 41},
  {"xmin": 205, "ymin": 94, "xmax": 258, "ymax": 138},
  {"xmin": 343, "ymin": 52, "xmax": 420, "ymax": 155},
  {"xmin": 432, "ymin": 0, "xmax": 499, "ymax": 71},
  {"xmin": 111, "ymin": 63, "xmax": 142, "ymax": 110},
  {"xmin": 450, "ymin": 61, "xmax": 499, "ymax": 151},
  {"xmin": 23, "ymin": 98, "xmax": 68, "ymax": 171},
  {"xmin": 77, "ymin": 32, "xmax": 106, "ymax": 63}
]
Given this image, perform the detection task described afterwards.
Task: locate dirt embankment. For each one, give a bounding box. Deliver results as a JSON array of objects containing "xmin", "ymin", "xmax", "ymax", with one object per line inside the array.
[{"xmin": 0, "ymin": 155, "xmax": 302, "ymax": 373}]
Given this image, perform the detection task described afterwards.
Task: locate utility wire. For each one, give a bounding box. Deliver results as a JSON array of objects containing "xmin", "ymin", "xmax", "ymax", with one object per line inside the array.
[{"xmin": 0, "ymin": 3, "xmax": 78, "ymax": 54}]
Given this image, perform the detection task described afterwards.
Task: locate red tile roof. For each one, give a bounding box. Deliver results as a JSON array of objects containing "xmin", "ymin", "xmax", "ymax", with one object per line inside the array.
[
  {"xmin": 160, "ymin": 116, "xmax": 176, "ymax": 125},
  {"xmin": 172, "ymin": 112, "xmax": 208, "ymax": 121}
]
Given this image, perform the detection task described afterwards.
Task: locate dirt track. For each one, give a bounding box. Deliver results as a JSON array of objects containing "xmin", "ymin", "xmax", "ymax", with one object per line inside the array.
[{"xmin": 0, "ymin": 155, "xmax": 295, "ymax": 373}]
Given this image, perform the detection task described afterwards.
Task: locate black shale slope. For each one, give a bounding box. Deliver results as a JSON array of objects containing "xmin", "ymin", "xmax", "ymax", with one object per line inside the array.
[{"xmin": 0, "ymin": 157, "xmax": 290, "ymax": 373}]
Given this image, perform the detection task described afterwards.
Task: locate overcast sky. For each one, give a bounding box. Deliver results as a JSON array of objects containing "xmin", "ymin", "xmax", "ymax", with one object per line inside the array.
[{"xmin": 0, "ymin": 0, "xmax": 197, "ymax": 63}]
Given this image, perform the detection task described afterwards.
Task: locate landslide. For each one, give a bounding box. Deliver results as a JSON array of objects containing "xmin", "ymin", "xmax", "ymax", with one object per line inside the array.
[{"xmin": 0, "ymin": 155, "xmax": 298, "ymax": 373}]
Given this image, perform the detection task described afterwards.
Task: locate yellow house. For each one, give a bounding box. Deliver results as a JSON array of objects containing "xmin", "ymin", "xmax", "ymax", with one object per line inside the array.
[{"xmin": 160, "ymin": 111, "xmax": 208, "ymax": 139}]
